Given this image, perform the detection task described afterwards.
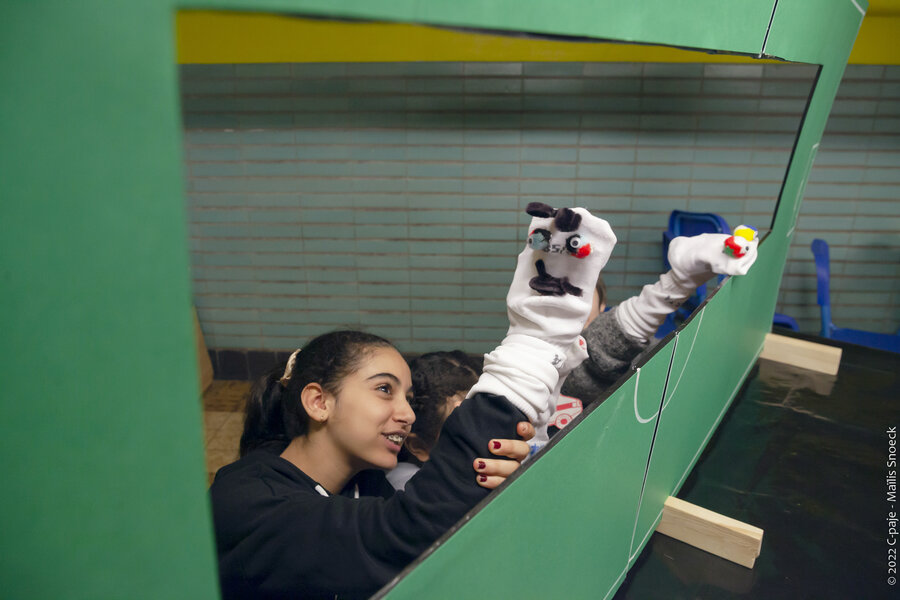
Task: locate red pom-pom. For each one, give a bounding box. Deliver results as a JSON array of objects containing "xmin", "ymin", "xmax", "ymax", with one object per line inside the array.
[{"xmin": 724, "ymin": 236, "xmax": 746, "ymax": 258}]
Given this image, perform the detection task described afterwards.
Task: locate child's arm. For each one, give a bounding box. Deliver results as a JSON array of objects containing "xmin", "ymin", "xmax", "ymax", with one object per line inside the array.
[{"xmin": 563, "ymin": 228, "xmax": 760, "ymax": 402}]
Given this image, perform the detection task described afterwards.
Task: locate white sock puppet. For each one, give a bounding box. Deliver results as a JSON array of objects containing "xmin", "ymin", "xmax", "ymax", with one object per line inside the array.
[
  {"xmin": 617, "ymin": 226, "xmax": 760, "ymax": 342},
  {"xmin": 468, "ymin": 203, "xmax": 617, "ymax": 427},
  {"xmin": 527, "ymin": 338, "xmax": 588, "ymax": 456}
]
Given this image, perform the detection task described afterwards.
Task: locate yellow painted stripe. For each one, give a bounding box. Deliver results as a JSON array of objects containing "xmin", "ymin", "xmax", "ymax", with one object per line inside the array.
[
  {"xmin": 849, "ymin": 16, "xmax": 900, "ymax": 64},
  {"xmin": 175, "ymin": 11, "xmax": 899, "ymax": 65}
]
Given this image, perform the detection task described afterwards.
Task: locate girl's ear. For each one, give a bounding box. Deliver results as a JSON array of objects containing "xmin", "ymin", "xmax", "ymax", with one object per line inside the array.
[
  {"xmin": 405, "ymin": 433, "xmax": 431, "ymax": 463},
  {"xmin": 300, "ymin": 383, "xmax": 332, "ymax": 423}
]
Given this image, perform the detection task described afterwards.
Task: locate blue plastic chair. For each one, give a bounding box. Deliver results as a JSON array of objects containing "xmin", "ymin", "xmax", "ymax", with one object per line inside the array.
[
  {"xmin": 772, "ymin": 313, "xmax": 799, "ymax": 331},
  {"xmin": 811, "ymin": 238, "xmax": 900, "ymax": 353}
]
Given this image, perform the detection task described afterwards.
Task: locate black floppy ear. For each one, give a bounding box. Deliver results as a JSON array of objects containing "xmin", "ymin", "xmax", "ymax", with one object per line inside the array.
[
  {"xmin": 526, "ymin": 202, "xmax": 557, "ymax": 218},
  {"xmin": 554, "ymin": 207, "xmax": 582, "ymax": 232}
]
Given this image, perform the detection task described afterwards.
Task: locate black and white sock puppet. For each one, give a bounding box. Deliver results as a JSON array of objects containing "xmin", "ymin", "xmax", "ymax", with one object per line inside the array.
[{"xmin": 468, "ymin": 203, "xmax": 617, "ymax": 428}]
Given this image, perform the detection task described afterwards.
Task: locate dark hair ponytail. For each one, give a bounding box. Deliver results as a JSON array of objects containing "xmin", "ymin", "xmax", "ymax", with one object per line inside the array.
[{"xmin": 239, "ymin": 330, "xmax": 395, "ymax": 457}]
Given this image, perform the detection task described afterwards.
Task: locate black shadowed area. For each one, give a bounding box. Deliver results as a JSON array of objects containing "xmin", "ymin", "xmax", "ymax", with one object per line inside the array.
[{"xmin": 615, "ymin": 334, "xmax": 900, "ymax": 599}]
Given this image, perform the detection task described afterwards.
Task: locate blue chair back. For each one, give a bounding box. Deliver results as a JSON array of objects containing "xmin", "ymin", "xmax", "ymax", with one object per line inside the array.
[
  {"xmin": 810, "ymin": 238, "xmax": 900, "ymax": 353},
  {"xmin": 663, "ymin": 210, "xmax": 730, "ymax": 271},
  {"xmin": 668, "ymin": 210, "xmax": 731, "ymax": 238},
  {"xmin": 810, "ymin": 239, "xmax": 833, "ymax": 337}
]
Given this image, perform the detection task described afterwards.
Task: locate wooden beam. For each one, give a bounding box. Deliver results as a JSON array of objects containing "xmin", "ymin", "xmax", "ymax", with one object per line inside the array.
[
  {"xmin": 656, "ymin": 496, "xmax": 764, "ymax": 569},
  {"xmin": 759, "ymin": 332, "xmax": 842, "ymax": 375}
]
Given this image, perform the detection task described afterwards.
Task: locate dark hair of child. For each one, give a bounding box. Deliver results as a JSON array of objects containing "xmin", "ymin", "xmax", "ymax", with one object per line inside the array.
[
  {"xmin": 239, "ymin": 330, "xmax": 394, "ymax": 457},
  {"xmin": 399, "ymin": 351, "xmax": 481, "ymax": 465}
]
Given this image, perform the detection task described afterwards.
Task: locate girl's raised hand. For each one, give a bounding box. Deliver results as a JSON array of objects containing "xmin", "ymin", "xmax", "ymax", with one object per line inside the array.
[{"xmin": 474, "ymin": 421, "xmax": 535, "ymax": 489}]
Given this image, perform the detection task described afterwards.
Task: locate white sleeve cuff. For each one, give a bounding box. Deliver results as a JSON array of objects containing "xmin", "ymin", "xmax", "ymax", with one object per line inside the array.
[
  {"xmin": 616, "ymin": 271, "xmax": 694, "ymax": 342},
  {"xmin": 467, "ymin": 334, "xmax": 560, "ymax": 424}
]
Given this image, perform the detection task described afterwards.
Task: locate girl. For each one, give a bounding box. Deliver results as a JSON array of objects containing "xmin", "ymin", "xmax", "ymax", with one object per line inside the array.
[{"xmin": 209, "ymin": 204, "xmax": 617, "ymax": 599}]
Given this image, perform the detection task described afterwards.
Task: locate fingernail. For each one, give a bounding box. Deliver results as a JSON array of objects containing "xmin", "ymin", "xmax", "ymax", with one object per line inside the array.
[
  {"xmin": 477, "ymin": 460, "xmax": 486, "ymax": 470},
  {"xmin": 492, "ymin": 441, "xmax": 501, "ymax": 450},
  {"xmin": 479, "ymin": 475, "xmax": 487, "ymax": 483}
]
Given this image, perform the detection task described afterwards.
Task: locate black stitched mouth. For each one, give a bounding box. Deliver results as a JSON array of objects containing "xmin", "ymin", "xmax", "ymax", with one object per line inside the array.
[{"xmin": 529, "ymin": 259, "xmax": 583, "ymax": 297}]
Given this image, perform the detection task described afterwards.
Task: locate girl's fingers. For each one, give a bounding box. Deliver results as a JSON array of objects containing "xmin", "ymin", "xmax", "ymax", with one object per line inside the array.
[
  {"xmin": 474, "ymin": 456, "xmax": 519, "ymax": 476},
  {"xmin": 473, "ymin": 432, "xmax": 536, "ymax": 489},
  {"xmin": 473, "ymin": 457, "xmax": 521, "ymax": 489},
  {"xmin": 488, "ymin": 438, "xmax": 531, "ymax": 462},
  {"xmin": 476, "ymin": 474, "xmax": 505, "ymax": 490},
  {"xmin": 516, "ymin": 421, "xmax": 535, "ymax": 442}
]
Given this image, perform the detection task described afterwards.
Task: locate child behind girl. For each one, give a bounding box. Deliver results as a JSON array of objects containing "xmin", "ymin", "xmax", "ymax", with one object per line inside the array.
[{"xmin": 387, "ymin": 351, "xmax": 481, "ymax": 490}]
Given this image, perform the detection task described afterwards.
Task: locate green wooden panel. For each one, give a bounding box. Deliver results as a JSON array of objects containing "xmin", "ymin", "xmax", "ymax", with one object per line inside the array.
[
  {"xmin": 752, "ymin": 0, "xmax": 867, "ymax": 342},
  {"xmin": 378, "ymin": 340, "xmax": 676, "ymax": 600},
  {"xmin": 1, "ymin": 0, "xmax": 863, "ymax": 598},
  {"xmin": 0, "ymin": 2, "xmax": 219, "ymax": 599},
  {"xmin": 764, "ymin": 0, "xmax": 867, "ymax": 66},
  {"xmin": 630, "ymin": 271, "xmax": 770, "ymax": 558},
  {"xmin": 766, "ymin": 0, "xmax": 867, "ymax": 240}
]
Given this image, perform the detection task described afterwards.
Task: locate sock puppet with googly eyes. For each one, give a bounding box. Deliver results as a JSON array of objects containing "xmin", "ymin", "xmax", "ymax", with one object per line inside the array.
[
  {"xmin": 561, "ymin": 226, "xmax": 761, "ymax": 403},
  {"xmin": 468, "ymin": 202, "xmax": 617, "ymax": 430}
]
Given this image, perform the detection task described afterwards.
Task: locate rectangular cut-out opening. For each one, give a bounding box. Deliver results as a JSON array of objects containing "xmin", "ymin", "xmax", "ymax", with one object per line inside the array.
[
  {"xmin": 180, "ymin": 13, "xmax": 821, "ymax": 599},
  {"xmin": 0, "ymin": 2, "xmax": 869, "ymax": 600},
  {"xmin": 180, "ymin": 19, "xmax": 819, "ymax": 373}
]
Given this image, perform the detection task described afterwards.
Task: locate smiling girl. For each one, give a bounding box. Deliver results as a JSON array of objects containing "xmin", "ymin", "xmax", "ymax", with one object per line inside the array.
[{"xmin": 209, "ymin": 204, "xmax": 618, "ymax": 600}]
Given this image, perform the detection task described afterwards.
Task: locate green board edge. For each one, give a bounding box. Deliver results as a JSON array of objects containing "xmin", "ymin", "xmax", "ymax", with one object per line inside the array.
[{"xmin": 0, "ymin": 1, "xmax": 864, "ymax": 598}]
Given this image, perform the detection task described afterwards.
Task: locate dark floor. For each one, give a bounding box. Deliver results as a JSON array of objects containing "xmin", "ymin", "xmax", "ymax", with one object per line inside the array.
[{"xmin": 615, "ymin": 340, "xmax": 900, "ymax": 600}]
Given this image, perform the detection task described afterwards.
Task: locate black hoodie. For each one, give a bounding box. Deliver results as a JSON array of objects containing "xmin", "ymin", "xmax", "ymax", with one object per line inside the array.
[{"xmin": 210, "ymin": 392, "xmax": 525, "ymax": 600}]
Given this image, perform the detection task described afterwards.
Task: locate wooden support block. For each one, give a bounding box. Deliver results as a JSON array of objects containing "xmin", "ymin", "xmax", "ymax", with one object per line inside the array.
[
  {"xmin": 656, "ymin": 496, "xmax": 764, "ymax": 569},
  {"xmin": 759, "ymin": 332, "xmax": 842, "ymax": 376},
  {"xmin": 193, "ymin": 307, "xmax": 214, "ymax": 394}
]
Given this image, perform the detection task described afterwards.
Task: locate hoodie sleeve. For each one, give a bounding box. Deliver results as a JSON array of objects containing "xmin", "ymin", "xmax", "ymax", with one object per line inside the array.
[
  {"xmin": 560, "ymin": 306, "xmax": 650, "ymax": 403},
  {"xmin": 212, "ymin": 392, "xmax": 526, "ymax": 600}
]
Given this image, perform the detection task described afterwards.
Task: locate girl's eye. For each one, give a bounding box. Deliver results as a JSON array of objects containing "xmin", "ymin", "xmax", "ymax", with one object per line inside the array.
[
  {"xmin": 376, "ymin": 383, "xmax": 392, "ymax": 394},
  {"xmin": 527, "ymin": 228, "xmax": 551, "ymax": 251},
  {"xmin": 565, "ymin": 234, "xmax": 591, "ymax": 258}
]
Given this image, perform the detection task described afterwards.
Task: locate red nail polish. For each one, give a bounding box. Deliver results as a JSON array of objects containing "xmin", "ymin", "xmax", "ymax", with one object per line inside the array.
[
  {"xmin": 478, "ymin": 460, "xmax": 486, "ymax": 470},
  {"xmin": 492, "ymin": 441, "xmax": 501, "ymax": 450},
  {"xmin": 479, "ymin": 475, "xmax": 487, "ymax": 482}
]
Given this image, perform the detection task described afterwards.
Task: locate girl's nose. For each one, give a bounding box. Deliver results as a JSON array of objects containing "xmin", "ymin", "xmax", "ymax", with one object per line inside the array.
[{"xmin": 396, "ymin": 395, "xmax": 415, "ymax": 425}]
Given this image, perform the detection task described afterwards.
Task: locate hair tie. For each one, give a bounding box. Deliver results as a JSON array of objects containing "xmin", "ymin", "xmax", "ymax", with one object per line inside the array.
[{"xmin": 279, "ymin": 349, "xmax": 301, "ymax": 385}]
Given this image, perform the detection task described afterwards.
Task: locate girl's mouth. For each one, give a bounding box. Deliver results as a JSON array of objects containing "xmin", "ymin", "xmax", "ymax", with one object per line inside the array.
[{"xmin": 383, "ymin": 433, "xmax": 406, "ymax": 451}]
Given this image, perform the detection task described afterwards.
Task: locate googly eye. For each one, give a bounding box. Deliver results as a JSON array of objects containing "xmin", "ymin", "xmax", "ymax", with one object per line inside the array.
[
  {"xmin": 565, "ymin": 234, "xmax": 591, "ymax": 258},
  {"xmin": 528, "ymin": 228, "xmax": 551, "ymax": 251}
]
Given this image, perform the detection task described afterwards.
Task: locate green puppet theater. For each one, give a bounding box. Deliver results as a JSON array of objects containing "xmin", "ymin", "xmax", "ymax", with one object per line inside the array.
[{"xmin": 1, "ymin": 1, "xmax": 893, "ymax": 599}]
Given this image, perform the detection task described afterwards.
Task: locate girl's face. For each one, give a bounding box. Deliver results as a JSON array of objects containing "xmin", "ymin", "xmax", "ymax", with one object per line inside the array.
[{"xmin": 325, "ymin": 346, "xmax": 415, "ymax": 472}]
